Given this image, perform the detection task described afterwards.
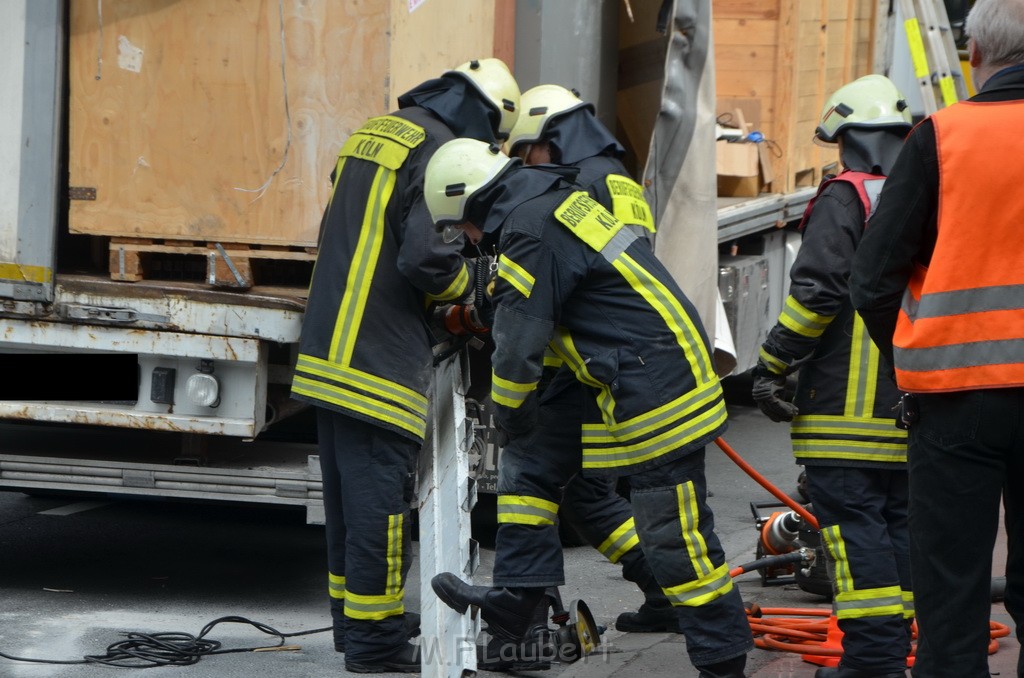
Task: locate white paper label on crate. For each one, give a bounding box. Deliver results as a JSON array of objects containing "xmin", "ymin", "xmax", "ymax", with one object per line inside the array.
[
  {"xmin": 408, "ymin": 0, "xmax": 428, "ymax": 13},
  {"xmin": 117, "ymin": 36, "xmax": 144, "ymax": 73}
]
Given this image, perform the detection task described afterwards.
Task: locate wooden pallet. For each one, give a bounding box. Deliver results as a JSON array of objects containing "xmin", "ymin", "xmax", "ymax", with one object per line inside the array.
[{"xmin": 108, "ymin": 238, "xmax": 317, "ymax": 289}]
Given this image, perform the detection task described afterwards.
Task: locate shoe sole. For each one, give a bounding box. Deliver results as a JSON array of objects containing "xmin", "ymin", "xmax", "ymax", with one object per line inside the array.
[
  {"xmin": 345, "ymin": 662, "xmax": 421, "ymax": 674},
  {"xmin": 614, "ymin": 622, "xmax": 678, "ymax": 633}
]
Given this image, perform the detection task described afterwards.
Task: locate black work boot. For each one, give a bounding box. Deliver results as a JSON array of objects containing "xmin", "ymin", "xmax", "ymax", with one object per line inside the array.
[
  {"xmin": 345, "ymin": 642, "xmax": 420, "ymax": 674},
  {"xmin": 432, "ymin": 572, "xmax": 545, "ymax": 641},
  {"xmin": 696, "ymin": 653, "xmax": 747, "ymax": 678},
  {"xmin": 814, "ymin": 666, "xmax": 907, "ymax": 678},
  {"xmin": 614, "ymin": 566, "xmax": 680, "ymax": 633},
  {"xmin": 332, "ymin": 610, "xmax": 421, "ymax": 653}
]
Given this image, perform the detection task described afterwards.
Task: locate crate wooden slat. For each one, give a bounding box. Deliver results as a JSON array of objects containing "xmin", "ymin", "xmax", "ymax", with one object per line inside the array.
[
  {"xmin": 108, "ymin": 238, "xmax": 318, "ymax": 289},
  {"xmin": 69, "ymin": 0, "xmax": 499, "ymax": 247},
  {"xmin": 713, "ymin": 0, "xmax": 878, "ymax": 193}
]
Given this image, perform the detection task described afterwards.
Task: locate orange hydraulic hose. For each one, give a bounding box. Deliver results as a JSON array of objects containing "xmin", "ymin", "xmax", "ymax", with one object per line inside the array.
[
  {"xmin": 715, "ymin": 436, "xmax": 820, "ymax": 530},
  {"xmin": 717, "ymin": 437, "xmax": 1012, "ymax": 658}
]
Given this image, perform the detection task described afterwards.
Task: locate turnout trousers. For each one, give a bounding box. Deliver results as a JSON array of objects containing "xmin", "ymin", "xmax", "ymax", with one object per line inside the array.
[
  {"xmin": 316, "ymin": 408, "xmax": 417, "ymax": 664},
  {"xmin": 493, "ymin": 385, "xmax": 753, "ymax": 666},
  {"xmin": 804, "ymin": 465, "xmax": 912, "ymax": 673},
  {"xmin": 908, "ymin": 388, "xmax": 1024, "ymax": 678}
]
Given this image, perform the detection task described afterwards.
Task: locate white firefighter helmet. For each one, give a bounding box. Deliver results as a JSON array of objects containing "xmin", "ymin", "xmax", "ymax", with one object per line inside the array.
[
  {"xmin": 447, "ymin": 58, "xmax": 521, "ymax": 140},
  {"xmin": 424, "ymin": 138, "xmax": 515, "ymax": 227},
  {"xmin": 505, "ymin": 84, "xmax": 592, "ymax": 154},
  {"xmin": 815, "ymin": 74, "xmax": 912, "ymax": 144}
]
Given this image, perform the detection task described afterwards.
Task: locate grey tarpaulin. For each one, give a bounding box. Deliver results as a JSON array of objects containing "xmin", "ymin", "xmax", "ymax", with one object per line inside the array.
[{"xmin": 641, "ymin": 0, "xmax": 736, "ymax": 376}]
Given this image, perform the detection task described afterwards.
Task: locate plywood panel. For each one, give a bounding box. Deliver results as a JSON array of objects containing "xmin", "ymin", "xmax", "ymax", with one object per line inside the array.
[
  {"xmin": 388, "ymin": 0, "xmax": 497, "ymax": 110},
  {"xmin": 69, "ymin": 0, "xmax": 498, "ymax": 247}
]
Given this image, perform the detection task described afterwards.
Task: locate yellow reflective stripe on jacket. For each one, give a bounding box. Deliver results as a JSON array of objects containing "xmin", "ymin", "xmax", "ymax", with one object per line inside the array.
[
  {"xmin": 791, "ymin": 414, "xmax": 906, "ymax": 439},
  {"xmin": 425, "ymin": 262, "xmax": 470, "ymax": 303},
  {"xmin": 582, "ymin": 399, "xmax": 727, "ymax": 469},
  {"xmin": 296, "ymin": 355, "xmax": 427, "ymax": 418},
  {"xmin": 834, "ymin": 586, "xmax": 905, "ymax": 620},
  {"xmin": 329, "ymin": 165, "xmax": 395, "ymax": 364},
  {"xmin": 582, "ymin": 378, "xmax": 722, "ymax": 443},
  {"xmin": 548, "ymin": 328, "xmax": 615, "ymax": 417},
  {"xmin": 791, "ymin": 413, "xmax": 907, "ymax": 463},
  {"xmin": 554, "ymin": 191, "xmax": 625, "ymax": 252},
  {"xmin": 663, "ymin": 562, "xmax": 734, "ymax": 607},
  {"xmin": 344, "ymin": 590, "xmax": 404, "ymax": 621},
  {"xmin": 605, "ymin": 174, "xmax": 655, "ymax": 232},
  {"xmin": 791, "ymin": 439, "xmax": 907, "ymax": 463},
  {"xmin": 597, "ymin": 518, "xmax": 640, "ymax": 564},
  {"xmin": 845, "ymin": 314, "xmax": 880, "ymax": 417},
  {"xmin": 758, "ymin": 346, "xmax": 788, "ymax": 375},
  {"xmin": 779, "ymin": 295, "xmax": 834, "ymax": 338},
  {"xmin": 292, "ymin": 373, "xmax": 426, "ymax": 439},
  {"xmin": 329, "ymin": 572, "xmax": 346, "ymax": 600},
  {"xmin": 496, "ymin": 255, "xmax": 536, "ymax": 298},
  {"xmin": 339, "ymin": 132, "xmax": 412, "ymax": 170},
  {"xmin": 497, "ymin": 495, "xmax": 559, "ymax": 525},
  {"xmin": 543, "ymin": 346, "xmax": 563, "ymax": 368},
  {"xmin": 491, "ymin": 373, "xmax": 538, "ymax": 409},
  {"xmin": 613, "ymin": 253, "xmax": 714, "ymax": 384},
  {"xmin": 386, "ymin": 514, "xmax": 404, "ymax": 596}
]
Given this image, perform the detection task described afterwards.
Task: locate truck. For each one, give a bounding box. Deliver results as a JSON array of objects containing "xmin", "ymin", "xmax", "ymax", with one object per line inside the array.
[{"xmin": 0, "ymin": 0, "xmax": 900, "ymax": 519}]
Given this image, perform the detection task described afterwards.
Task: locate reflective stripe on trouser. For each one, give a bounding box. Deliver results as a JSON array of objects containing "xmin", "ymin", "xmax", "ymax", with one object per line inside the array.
[
  {"xmin": 316, "ymin": 408, "xmax": 416, "ymax": 664},
  {"xmin": 629, "ymin": 449, "xmax": 754, "ymax": 666},
  {"xmin": 493, "ymin": 378, "xmax": 584, "ymax": 587},
  {"xmin": 805, "ymin": 465, "xmax": 911, "ymax": 673}
]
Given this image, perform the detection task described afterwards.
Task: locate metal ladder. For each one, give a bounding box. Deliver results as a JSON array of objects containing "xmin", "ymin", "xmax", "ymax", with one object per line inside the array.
[{"xmin": 897, "ymin": 0, "xmax": 969, "ymax": 113}]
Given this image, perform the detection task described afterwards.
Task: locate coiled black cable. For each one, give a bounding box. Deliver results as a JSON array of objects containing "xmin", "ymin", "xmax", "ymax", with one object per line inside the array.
[{"xmin": 0, "ymin": 615, "xmax": 331, "ymax": 668}]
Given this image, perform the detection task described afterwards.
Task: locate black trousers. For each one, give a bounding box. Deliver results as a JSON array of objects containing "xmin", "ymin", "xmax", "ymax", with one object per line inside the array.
[
  {"xmin": 316, "ymin": 408, "xmax": 417, "ymax": 663},
  {"xmin": 805, "ymin": 465, "xmax": 911, "ymax": 672},
  {"xmin": 908, "ymin": 388, "xmax": 1024, "ymax": 678},
  {"xmin": 493, "ymin": 384, "xmax": 752, "ymax": 666}
]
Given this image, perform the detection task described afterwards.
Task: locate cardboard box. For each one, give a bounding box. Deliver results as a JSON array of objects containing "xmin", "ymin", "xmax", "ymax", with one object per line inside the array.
[{"xmin": 717, "ymin": 139, "xmax": 768, "ymax": 197}]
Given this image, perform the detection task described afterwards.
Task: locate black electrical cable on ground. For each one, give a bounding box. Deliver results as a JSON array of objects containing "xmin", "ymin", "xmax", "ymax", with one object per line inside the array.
[{"xmin": 0, "ymin": 616, "xmax": 331, "ymax": 668}]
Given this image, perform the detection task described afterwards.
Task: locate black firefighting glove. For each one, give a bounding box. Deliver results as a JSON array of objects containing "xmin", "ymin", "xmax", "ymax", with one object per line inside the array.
[
  {"xmin": 751, "ymin": 361, "xmax": 798, "ymax": 423},
  {"xmin": 492, "ymin": 394, "xmax": 538, "ymax": 448}
]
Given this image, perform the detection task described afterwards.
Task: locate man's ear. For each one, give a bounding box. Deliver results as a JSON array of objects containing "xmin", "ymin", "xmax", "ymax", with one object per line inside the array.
[{"xmin": 968, "ymin": 38, "xmax": 983, "ymax": 68}]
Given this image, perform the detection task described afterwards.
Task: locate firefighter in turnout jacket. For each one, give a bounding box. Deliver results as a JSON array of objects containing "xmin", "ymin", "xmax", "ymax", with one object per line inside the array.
[
  {"xmin": 500, "ymin": 84, "xmax": 677, "ymax": 635},
  {"xmin": 289, "ymin": 59, "xmax": 520, "ymax": 674},
  {"xmin": 752, "ymin": 74, "xmax": 913, "ymax": 678},
  {"xmin": 425, "ymin": 138, "xmax": 753, "ymax": 678}
]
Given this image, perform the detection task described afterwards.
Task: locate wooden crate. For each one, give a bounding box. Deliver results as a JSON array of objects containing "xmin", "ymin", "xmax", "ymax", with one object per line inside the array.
[
  {"xmin": 713, "ymin": 0, "xmax": 879, "ymax": 193},
  {"xmin": 68, "ymin": 0, "xmax": 503, "ymax": 248}
]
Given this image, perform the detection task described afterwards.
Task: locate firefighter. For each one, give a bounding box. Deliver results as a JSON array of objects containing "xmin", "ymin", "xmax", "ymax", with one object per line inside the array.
[
  {"xmin": 751, "ymin": 74, "xmax": 913, "ymax": 678},
  {"xmin": 424, "ymin": 138, "xmax": 753, "ymax": 678},
  {"xmin": 289, "ymin": 59, "xmax": 520, "ymax": 674},
  {"xmin": 499, "ymin": 84, "xmax": 677, "ymax": 636}
]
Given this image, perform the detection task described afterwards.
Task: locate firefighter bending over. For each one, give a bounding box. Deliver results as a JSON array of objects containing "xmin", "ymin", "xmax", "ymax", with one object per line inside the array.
[
  {"xmin": 289, "ymin": 59, "xmax": 520, "ymax": 674},
  {"xmin": 425, "ymin": 138, "xmax": 753, "ymax": 678}
]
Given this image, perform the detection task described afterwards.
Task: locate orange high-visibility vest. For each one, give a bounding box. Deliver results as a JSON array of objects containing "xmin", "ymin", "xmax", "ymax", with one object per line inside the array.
[{"xmin": 892, "ymin": 99, "xmax": 1024, "ymax": 392}]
